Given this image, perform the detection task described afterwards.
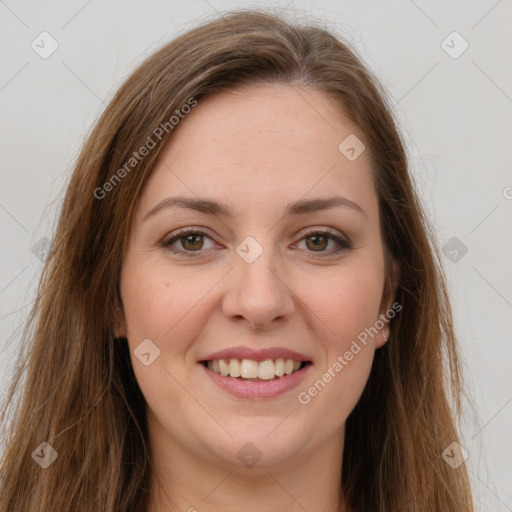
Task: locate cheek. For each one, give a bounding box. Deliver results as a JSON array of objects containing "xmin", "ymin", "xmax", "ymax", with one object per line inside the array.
[
  {"xmin": 120, "ymin": 258, "xmax": 208, "ymax": 343},
  {"xmin": 294, "ymin": 261, "xmax": 383, "ymax": 425},
  {"xmin": 119, "ymin": 260, "xmax": 204, "ymax": 411},
  {"xmin": 119, "ymin": 259, "xmax": 225, "ymax": 401},
  {"xmin": 304, "ymin": 260, "xmax": 384, "ymax": 348}
]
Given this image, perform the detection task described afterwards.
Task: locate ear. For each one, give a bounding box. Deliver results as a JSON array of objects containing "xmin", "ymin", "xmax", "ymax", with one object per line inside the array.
[
  {"xmin": 376, "ymin": 258, "xmax": 400, "ymax": 349},
  {"xmin": 112, "ymin": 303, "xmax": 128, "ymax": 339}
]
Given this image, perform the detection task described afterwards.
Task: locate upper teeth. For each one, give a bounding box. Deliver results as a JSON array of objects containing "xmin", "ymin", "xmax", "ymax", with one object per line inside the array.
[{"xmin": 207, "ymin": 358, "xmax": 302, "ymax": 379}]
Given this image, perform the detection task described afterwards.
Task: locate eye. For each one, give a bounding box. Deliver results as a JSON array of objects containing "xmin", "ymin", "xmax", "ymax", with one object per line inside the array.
[
  {"xmin": 161, "ymin": 228, "xmax": 216, "ymax": 256},
  {"xmin": 161, "ymin": 227, "xmax": 351, "ymax": 258},
  {"xmin": 293, "ymin": 229, "xmax": 351, "ymax": 257}
]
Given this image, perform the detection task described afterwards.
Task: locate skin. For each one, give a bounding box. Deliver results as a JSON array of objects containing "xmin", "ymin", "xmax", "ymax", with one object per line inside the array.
[{"xmin": 117, "ymin": 83, "xmax": 396, "ymax": 512}]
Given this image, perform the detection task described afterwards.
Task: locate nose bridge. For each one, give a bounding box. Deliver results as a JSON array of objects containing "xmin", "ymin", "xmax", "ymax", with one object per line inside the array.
[{"xmin": 223, "ymin": 234, "xmax": 294, "ymax": 327}]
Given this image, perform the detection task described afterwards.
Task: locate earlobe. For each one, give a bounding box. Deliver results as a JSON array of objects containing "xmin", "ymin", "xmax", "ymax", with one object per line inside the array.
[
  {"xmin": 376, "ymin": 257, "xmax": 400, "ymax": 349},
  {"xmin": 113, "ymin": 305, "xmax": 128, "ymax": 339},
  {"xmin": 376, "ymin": 326, "xmax": 390, "ymax": 349}
]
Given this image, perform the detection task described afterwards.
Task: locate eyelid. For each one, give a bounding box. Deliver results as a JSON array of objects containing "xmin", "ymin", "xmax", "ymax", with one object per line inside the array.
[
  {"xmin": 292, "ymin": 227, "xmax": 351, "ymax": 256},
  {"xmin": 160, "ymin": 227, "xmax": 218, "ymax": 255},
  {"xmin": 299, "ymin": 226, "xmax": 349, "ymax": 243},
  {"xmin": 161, "ymin": 226, "xmax": 351, "ymax": 257}
]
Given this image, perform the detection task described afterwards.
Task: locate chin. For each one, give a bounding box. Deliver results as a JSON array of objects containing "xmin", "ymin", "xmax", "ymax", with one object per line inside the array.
[{"xmin": 209, "ymin": 427, "xmax": 306, "ymax": 469}]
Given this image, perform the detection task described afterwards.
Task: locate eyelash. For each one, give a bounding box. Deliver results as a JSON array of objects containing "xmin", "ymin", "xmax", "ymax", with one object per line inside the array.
[{"xmin": 161, "ymin": 227, "xmax": 351, "ymax": 258}]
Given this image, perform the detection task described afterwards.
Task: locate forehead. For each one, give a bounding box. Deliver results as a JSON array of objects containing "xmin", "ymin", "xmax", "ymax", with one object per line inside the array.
[{"xmin": 137, "ymin": 83, "xmax": 377, "ymax": 222}]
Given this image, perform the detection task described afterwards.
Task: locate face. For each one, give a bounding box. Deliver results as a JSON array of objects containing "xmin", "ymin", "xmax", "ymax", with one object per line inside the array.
[{"xmin": 118, "ymin": 83, "xmax": 394, "ymax": 471}]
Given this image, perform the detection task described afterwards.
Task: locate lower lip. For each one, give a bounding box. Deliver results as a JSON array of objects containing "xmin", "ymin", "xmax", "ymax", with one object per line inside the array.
[{"xmin": 200, "ymin": 363, "xmax": 312, "ymax": 400}]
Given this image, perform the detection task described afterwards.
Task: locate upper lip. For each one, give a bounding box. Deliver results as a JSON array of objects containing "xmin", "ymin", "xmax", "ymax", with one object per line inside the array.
[{"xmin": 200, "ymin": 346, "xmax": 312, "ymax": 363}]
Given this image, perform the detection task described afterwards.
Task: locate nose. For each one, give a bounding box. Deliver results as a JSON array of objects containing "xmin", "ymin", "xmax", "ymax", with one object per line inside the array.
[{"xmin": 222, "ymin": 242, "xmax": 295, "ymax": 330}]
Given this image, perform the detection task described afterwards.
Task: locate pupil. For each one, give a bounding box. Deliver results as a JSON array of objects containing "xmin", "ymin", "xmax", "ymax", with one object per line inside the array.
[
  {"xmin": 184, "ymin": 234, "xmax": 202, "ymax": 250},
  {"xmin": 307, "ymin": 235, "xmax": 326, "ymax": 251}
]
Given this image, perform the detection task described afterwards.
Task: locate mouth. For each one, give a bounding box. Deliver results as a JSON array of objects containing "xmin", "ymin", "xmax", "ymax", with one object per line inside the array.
[
  {"xmin": 199, "ymin": 358, "xmax": 312, "ymax": 381},
  {"xmin": 198, "ymin": 358, "xmax": 313, "ymax": 399}
]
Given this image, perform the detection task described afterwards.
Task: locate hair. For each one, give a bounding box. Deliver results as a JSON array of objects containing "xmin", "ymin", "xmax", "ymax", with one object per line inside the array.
[{"xmin": 0, "ymin": 8, "xmax": 473, "ymax": 512}]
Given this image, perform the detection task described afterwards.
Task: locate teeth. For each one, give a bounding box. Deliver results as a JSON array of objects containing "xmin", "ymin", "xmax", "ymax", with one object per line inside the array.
[
  {"xmin": 274, "ymin": 358, "xmax": 285, "ymax": 376},
  {"xmin": 228, "ymin": 358, "xmax": 241, "ymax": 377},
  {"xmin": 284, "ymin": 359, "xmax": 294, "ymax": 375},
  {"xmin": 240, "ymin": 359, "xmax": 259, "ymax": 378},
  {"xmin": 258, "ymin": 359, "xmax": 275, "ymax": 380},
  {"xmin": 205, "ymin": 358, "xmax": 306, "ymax": 379},
  {"xmin": 219, "ymin": 359, "xmax": 229, "ymax": 376}
]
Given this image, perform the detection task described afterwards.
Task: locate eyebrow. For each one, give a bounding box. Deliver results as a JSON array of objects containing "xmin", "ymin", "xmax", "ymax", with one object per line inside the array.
[{"xmin": 143, "ymin": 195, "xmax": 367, "ymax": 221}]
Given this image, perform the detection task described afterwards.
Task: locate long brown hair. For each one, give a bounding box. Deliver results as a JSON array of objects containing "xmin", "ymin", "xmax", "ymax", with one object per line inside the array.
[{"xmin": 0, "ymin": 8, "xmax": 473, "ymax": 511}]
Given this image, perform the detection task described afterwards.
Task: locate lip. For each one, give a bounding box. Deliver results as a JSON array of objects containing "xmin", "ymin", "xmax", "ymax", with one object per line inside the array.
[
  {"xmin": 199, "ymin": 346, "xmax": 311, "ymax": 363},
  {"xmin": 200, "ymin": 361, "xmax": 313, "ymax": 400}
]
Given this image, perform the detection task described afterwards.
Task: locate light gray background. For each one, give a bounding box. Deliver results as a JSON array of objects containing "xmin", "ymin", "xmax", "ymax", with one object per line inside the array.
[{"xmin": 1, "ymin": 0, "xmax": 511, "ymax": 509}]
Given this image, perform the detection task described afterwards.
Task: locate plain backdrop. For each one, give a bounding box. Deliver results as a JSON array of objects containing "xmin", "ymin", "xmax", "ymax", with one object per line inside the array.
[{"xmin": 1, "ymin": 0, "xmax": 511, "ymax": 510}]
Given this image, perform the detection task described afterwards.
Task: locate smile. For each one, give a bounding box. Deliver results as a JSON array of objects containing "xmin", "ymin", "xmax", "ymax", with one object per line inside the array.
[
  {"xmin": 204, "ymin": 358, "xmax": 306, "ymax": 379},
  {"xmin": 200, "ymin": 359, "xmax": 313, "ymax": 399}
]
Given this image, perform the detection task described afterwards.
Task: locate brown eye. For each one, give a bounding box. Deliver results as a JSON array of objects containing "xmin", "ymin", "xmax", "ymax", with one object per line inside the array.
[
  {"xmin": 162, "ymin": 229, "xmax": 216, "ymax": 257},
  {"xmin": 162, "ymin": 228, "xmax": 351, "ymax": 258},
  {"xmin": 180, "ymin": 234, "xmax": 204, "ymax": 251},
  {"xmin": 294, "ymin": 229, "xmax": 351, "ymax": 257},
  {"xmin": 305, "ymin": 234, "xmax": 329, "ymax": 252}
]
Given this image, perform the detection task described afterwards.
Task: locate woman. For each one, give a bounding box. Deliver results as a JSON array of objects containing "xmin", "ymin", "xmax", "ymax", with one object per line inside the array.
[{"xmin": 0, "ymin": 9, "xmax": 474, "ymax": 512}]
